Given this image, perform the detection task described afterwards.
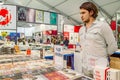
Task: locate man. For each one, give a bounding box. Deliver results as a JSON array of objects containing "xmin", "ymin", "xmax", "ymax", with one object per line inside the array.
[
  {"xmin": 79, "ymin": 2, "xmax": 117, "ymax": 78},
  {"xmin": 63, "ymin": 37, "xmax": 69, "ymax": 48}
]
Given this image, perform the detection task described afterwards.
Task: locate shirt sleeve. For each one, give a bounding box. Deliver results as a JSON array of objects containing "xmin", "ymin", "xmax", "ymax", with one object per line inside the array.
[{"xmin": 101, "ymin": 22, "xmax": 118, "ymax": 55}]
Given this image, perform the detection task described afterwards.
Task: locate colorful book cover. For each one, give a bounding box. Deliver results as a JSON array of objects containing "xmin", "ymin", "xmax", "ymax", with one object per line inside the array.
[{"xmin": 44, "ymin": 71, "xmax": 69, "ymax": 80}]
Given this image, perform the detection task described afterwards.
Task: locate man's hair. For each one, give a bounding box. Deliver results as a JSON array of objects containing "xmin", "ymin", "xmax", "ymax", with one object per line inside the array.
[{"xmin": 80, "ymin": 2, "xmax": 98, "ymax": 18}]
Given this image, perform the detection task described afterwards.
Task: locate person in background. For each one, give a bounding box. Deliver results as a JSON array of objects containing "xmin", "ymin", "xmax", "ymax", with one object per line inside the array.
[
  {"xmin": 63, "ymin": 37, "xmax": 69, "ymax": 48},
  {"xmin": 75, "ymin": 37, "xmax": 81, "ymax": 52},
  {"xmin": 39, "ymin": 34, "xmax": 43, "ymax": 43},
  {"xmin": 46, "ymin": 38, "xmax": 50, "ymax": 44},
  {"xmin": 32, "ymin": 39, "xmax": 36, "ymax": 43},
  {"xmin": 56, "ymin": 37, "xmax": 61, "ymax": 45},
  {"xmin": 79, "ymin": 2, "xmax": 118, "ymax": 78}
]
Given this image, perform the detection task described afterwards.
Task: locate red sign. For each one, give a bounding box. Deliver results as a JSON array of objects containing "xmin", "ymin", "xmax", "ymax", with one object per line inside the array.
[
  {"xmin": 74, "ymin": 26, "xmax": 81, "ymax": 32},
  {"xmin": 0, "ymin": 8, "xmax": 12, "ymax": 26},
  {"xmin": 110, "ymin": 21, "xmax": 116, "ymax": 30},
  {"xmin": 63, "ymin": 32, "xmax": 69, "ymax": 39}
]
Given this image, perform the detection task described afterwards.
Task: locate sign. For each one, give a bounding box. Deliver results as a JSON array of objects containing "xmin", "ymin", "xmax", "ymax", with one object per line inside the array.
[
  {"xmin": 44, "ymin": 11, "xmax": 50, "ymax": 24},
  {"xmin": 0, "ymin": 5, "xmax": 16, "ymax": 29},
  {"xmin": 54, "ymin": 45, "xmax": 65, "ymax": 69},
  {"xmin": 17, "ymin": 6, "xmax": 26, "ymax": 21},
  {"xmin": 54, "ymin": 45, "xmax": 63, "ymax": 53},
  {"xmin": 94, "ymin": 66, "xmax": 110, "ymax": 80},
  {"xmin": 50, "ymin": 12, "xmax": 57, "ymax": 25},
  {"xmin": 35, "ymin": 10, "xmax": 44, "ymax": 23},
  {"xmin": 26, "ymin": 8, "xmax": 35, "ymax": 22},
  {"xmin": 58, "ymin": 14, "xmax": 64, "ymax": 33},
  {"xmin": 64, "ymin": 25, "xmax": 74, "ymax": 32},
  {"xmin": 63, "ymin": 32, "xmax": 69, "ymax": 39},
  {"xmin": 117, "ymin": 13, "xmax": 120, "ymax": 24}
]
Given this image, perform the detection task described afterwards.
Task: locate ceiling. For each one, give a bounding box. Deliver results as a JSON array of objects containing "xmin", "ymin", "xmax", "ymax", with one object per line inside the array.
[{"xmin": 3, "ymin": 0, "xmax": 120, "ymax": 26}]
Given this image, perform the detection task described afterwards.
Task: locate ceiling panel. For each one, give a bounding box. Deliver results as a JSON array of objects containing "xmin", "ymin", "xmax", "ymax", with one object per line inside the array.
[
  {"xmin": 102, "ymin": 2, "xmax": 120, "ymax": 17},
  {"xmin": 55, "ymin": 0, "xmax": 87, "ymax": 16},
  {"xmin": 5, "ymin": 0, "xmax": 30, "ymax": 5},
  {"xmin": 42, "ymin": 0, "xmax": 66, "ymax": 7},
  {"xmin": 93, "ymin": 0, "xmax": 119, "ymax": 6},
  {"xmin": 27, "ymin": 0, "xmax": 49, "ymax": 10}
]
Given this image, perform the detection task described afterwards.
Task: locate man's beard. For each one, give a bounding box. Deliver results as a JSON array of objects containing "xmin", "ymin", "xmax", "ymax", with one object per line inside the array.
[{"xmin": 84, "ymin": 18, "xmax": 90, "ymax": 23}]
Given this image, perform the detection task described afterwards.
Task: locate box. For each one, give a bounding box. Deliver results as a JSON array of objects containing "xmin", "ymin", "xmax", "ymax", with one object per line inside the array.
[
  {"xmin": 94, "ymin": 66, "xmax": 110, "ymax": 80},
  {"xmin": 110, "ymin": 56, "xmax": 120, "ymax": 69},
  {"xmin": 107, "ymin": 68, "xmax": 120, "ymax": 80}
]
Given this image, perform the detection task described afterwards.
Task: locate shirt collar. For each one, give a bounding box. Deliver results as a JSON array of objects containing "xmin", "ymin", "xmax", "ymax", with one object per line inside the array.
[
  {"xmin": 81, "ymin": 20, "xmax": 98, "ymax": 27},
  {"xmin": 93, "ymin": 20, "xmax": 98, "ymax": 24}
]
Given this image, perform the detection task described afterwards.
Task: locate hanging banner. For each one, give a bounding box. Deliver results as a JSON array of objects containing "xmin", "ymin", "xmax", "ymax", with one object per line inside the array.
[
  {"xmin": 64, "ymin": 25, "xmax": 74, "ymax": 32},
  {"xmin": 35, "ymin": 10, "xmax": 44, "ymax": 23},
  {"xmin": 17, "ymin": 6, "xmax": 27, "ymax": 22},
  {"xmin": 26, "ymin": 8, "xmax": 35, "ymax": 22},
  {"xmin": 63, "ymin": 32, "xmax": 69, "ymax": 39},
  {"xmin": 50, "ymin": 12, "xmax": 57, "ymax": 25},
  {"xmin": 58, "ymin": 14, "xmax": 64, "ymax": 33},
  {"xmin": 69, "ymin": 33, "xmax": 74, "ymax": 44},
  {"xmin": 0, "ymin": 5, "xmax": 16, "ymax": 29},
  {"xmin": 44, "ymin": 11, "xmax": 50, "ymax": 24},
  {"xmin": 110, "ymin": 21, "xmax": 116, "ymax": 30},
  {"xmin": 117, "ymin": 13, "xmax": 120, "ymax": 24}
]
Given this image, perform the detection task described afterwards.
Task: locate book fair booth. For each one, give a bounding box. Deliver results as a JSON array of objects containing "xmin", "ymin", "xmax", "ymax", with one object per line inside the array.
[{"xmin": 0, "ymin": 2, "xmax": 120, "ymax": 80}]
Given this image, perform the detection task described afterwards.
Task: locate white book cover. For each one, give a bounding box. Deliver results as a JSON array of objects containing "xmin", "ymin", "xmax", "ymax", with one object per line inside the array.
[
  {"xmin": 107, "ymin": 68, "xmax": 120, "ymax": 80},
  {"xmin": 94, "ymin": 66, "xmax": 110, "ymax": 80}
]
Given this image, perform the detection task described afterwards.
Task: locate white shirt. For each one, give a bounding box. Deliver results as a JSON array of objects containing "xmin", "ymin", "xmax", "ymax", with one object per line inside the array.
[{"xmin": 79, "ymin": 20, "xmax": 118, "ymax": 57}]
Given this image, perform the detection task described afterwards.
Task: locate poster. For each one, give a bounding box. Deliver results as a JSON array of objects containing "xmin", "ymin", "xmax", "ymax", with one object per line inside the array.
[
  {"xmin": 54, "ymin": 45, "xmax": 65, "ymax": 69},
  {"xmin": 35, "ymin": 10, "xmax": 44, "ymax": 23},
  {"xmin": 50, "ymin": 12, "xmax": 57, "ymax": 25},
  {"xmin": 69, "ymin": 33, "xmax": 74, "ymax": 44},
  {"xmin": 64, "ymin": 25, "xmax": 74, "ymax": 32},
  {"xmin": 117, "ymin": 13, "xmax": 120, "ymax": 24},
  {"xmin": 0, "ymin": 5, "xmax": 16, "ymax": 29},
  {"xmin": 26, "ymin": 8, "xmax": 35, "ymax": 22},
  {"xmin": 58, "ymin": 14, "xmax": 64, "ymax": 33},
  {"xmin": 63, "ymin": 32, "xmax": 69, "ymax": 39},
  {"xmin": 44, "ymin": 11, "xmax": 50, "ymax": 24},
  {"xmin": 17, "ymin": 6, "xmax": 27, "ymax": 21}
]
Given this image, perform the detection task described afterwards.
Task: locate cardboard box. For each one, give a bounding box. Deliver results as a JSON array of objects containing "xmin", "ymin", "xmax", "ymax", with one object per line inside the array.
[
  {"xmin": 107, "ymin": 68, "xmax": 120, "ymax": 80},
  {"xmin": 94, "ymin": 66, "xmax": 110, "ymax": 80},
  {"xmin": 110, "ymin": 56, "xmax": 120, "ymax": 69}
]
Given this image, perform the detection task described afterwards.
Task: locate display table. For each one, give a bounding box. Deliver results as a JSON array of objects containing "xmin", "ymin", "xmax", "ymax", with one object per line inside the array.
[{"xmin": 0, "ymin": 54, "xmax": 92, "ymax": 80}]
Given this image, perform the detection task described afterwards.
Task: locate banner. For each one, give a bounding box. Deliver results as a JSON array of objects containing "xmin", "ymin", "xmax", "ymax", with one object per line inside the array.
[
  {"xmin": 35, "ymin": 10, "xmax": 44, "ymax": 23},
  {"xmin": 26, "ymin": 8, "xmax": 35, "ymax": 22},
  {"xmin": 44, "ymin": 12, "xmax": 50, "ymax": 24},
  {"xmin": 17, "ymin": 6, "xmax": 27, "ymax": 21},
  {"xmin": 0, "ymin": 5, "xmax": 16, "ymax": 29},
  {"xmin": 50, "ymin": 12, "xmax": 57, "ymax": 25},
  {"xmin": 54, "ymin": 45, "xmax": 65, "ymax": 69}
]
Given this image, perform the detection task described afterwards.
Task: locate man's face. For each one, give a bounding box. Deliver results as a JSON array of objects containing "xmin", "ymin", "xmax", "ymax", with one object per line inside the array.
[{"xmin": 80, "ymin": 8, "xmax": 91, "ymax": 23}]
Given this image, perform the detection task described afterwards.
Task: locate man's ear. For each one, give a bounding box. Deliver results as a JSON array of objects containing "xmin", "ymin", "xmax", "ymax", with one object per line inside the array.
[{"xmin": 90, "ymin": 10, "xmax": 94, "ymax": 16}]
